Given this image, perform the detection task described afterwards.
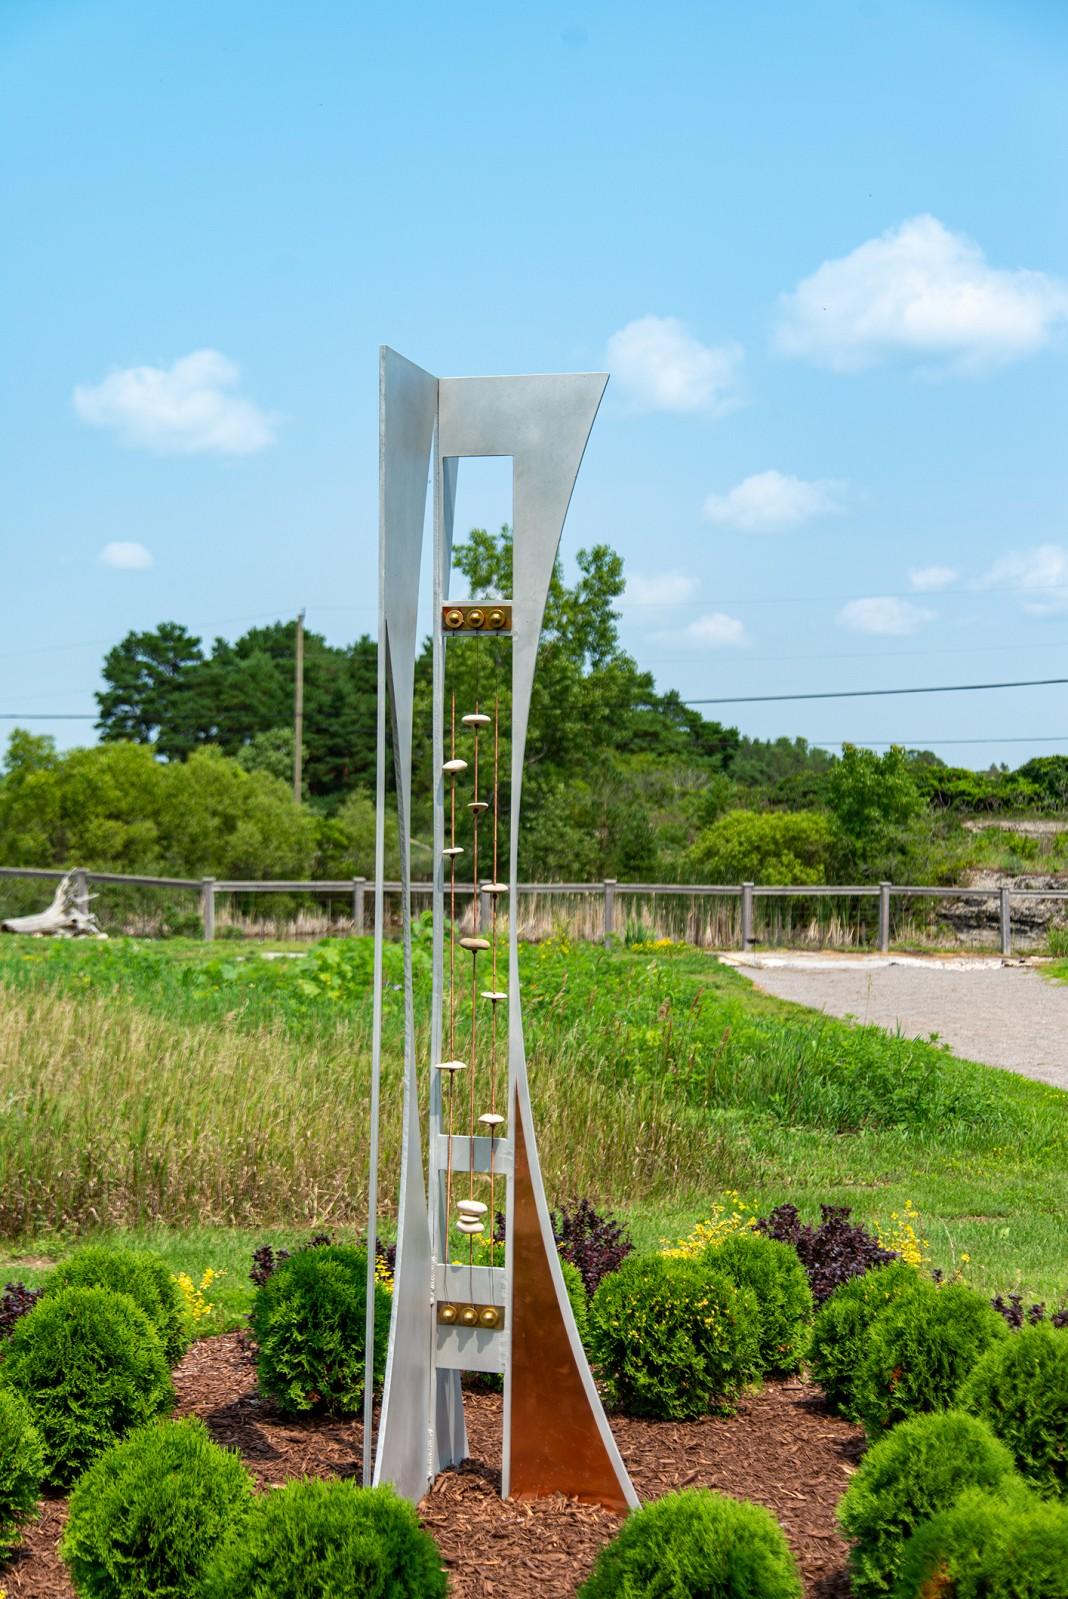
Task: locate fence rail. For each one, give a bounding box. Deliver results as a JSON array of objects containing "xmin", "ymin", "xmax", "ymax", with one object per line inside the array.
[{"xmin": 2, "ymin": 866, "xmax": 1067, "ymax": 954}]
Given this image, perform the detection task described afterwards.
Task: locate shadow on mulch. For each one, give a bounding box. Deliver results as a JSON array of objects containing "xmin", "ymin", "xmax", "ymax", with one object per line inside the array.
[{"xmin": 4, "ymin": 1333, "xmax": 861, "ymax": 1599}]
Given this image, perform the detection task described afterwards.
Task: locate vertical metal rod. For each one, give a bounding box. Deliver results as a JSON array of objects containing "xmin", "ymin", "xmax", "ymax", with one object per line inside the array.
[
  {"xmin": 363, "ymin": 550, "xmax": 389, "ymax": 1487},
  {"xmin": 1000, "ymin": 885, "xmax": 1012, "ymax": 956},
  {"xmin": 201, "ymin": 878, "xmax": 215, "ymax": 942},
  {"xmin": 603, "ymin": 878, "xmax": 616, "ymax": 946},
  {"xmin": 741, "ymin": 882, "xmax": 754, "ymax": 949},
  {"xmin": 879, "ymin": 882, "xmax": 891, "ymax": 955},
  {"xmin": 293, "ymin": 608, "xmax": 305, "ymax": 804}
]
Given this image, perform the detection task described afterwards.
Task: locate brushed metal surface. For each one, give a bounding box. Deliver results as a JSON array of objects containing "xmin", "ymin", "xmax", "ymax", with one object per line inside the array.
[{"xmin": 370, "ymin": 348, "xmax": 438, "ymax": 1502}]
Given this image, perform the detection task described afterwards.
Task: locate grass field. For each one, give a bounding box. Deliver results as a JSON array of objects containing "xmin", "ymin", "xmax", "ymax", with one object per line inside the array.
[{"xmin": 0, "ymin": 932, "xmax": 1065, "ymax": 1312}]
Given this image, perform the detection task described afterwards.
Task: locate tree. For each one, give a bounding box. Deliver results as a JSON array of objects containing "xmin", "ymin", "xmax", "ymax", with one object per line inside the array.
[
  {"xmin": 96, "ymin": 624, "xmax": 207, "ymax": 758},
  {"xmin": 828, "ymin": 746, "xmax": 922, "ymax": 877},
  {"xmin": 688, "ymin": 810, "xmax": 834, "ymax": 884}
]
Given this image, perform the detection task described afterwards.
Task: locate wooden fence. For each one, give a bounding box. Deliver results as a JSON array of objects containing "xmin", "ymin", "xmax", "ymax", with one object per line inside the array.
[{"xmin": 2, "ymin": 866, "xmax": 1067, "ymax": 953}]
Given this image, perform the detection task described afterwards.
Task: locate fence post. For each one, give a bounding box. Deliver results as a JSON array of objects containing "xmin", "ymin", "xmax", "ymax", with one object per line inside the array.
[
  {"xmin": 741, "ymin": 882, "xmax": 754, "ymax": 949},
  {"xmin": 879, "ymin": 881, "xmax": 891, "ymax": 954},
  {"xmin": 201, "ymin": 877, "xmax": 216, "ymax": 942},
  {"xmin": 1000, "ymin": 885, "xmax": 1012, "ymax": 957},
  {"xmin": 603, "ymin": 879, "xmax": 617, "ymax": 946},
  {"xmin": 352, "ymin": 876, "xmax": 366, "ymax": 934},
  {"xmin": 480, "ymin": 885, "xmax": 492, "ymax": 932}
]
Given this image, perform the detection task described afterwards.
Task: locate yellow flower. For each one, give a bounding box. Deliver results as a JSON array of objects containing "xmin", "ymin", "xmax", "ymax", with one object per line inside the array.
[{"xmin": 173, "ymin": 1267, "xmax": 225, "ymax": 1324}]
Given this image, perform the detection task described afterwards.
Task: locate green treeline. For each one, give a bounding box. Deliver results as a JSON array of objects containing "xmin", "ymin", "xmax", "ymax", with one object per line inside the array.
[{"xmin": 2, "ymin": 527, "xmax": 1066, "ymax": 885}]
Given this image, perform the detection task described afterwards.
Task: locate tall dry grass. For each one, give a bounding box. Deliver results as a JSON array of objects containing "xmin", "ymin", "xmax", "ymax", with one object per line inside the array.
[{"xmin": 0, "ymin": 985, "xmax": 745, "ymax": 1233}]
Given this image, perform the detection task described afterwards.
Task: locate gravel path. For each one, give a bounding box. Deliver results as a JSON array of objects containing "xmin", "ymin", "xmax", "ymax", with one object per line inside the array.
[{"xmin": 729, "ymin": 957, "xmax": 1068, "ymax": 1092}]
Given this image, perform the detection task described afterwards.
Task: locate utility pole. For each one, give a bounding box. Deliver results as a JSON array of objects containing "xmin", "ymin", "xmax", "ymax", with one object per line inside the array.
[{"xmin": 293, "ymin": 608, "xmax": 305, "ymax": 804}]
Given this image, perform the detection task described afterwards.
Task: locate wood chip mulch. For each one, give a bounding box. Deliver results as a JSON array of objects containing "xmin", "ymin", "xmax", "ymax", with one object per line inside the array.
[{"xmin": 3, "ymin": 1332, "xmax": 863, "ymax": 1598}]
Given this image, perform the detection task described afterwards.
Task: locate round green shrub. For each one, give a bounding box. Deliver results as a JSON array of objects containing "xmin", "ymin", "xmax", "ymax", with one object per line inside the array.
[
  {"xmin": 0, "ymin": 1387, "xmax": 45, "ymax": 1548},
  {"xmin": 838, "ymin": 1410, "xmax": 1019, "ymax": 1598},
  {"xmin": 809, "ymin": 1263, "xmax": 923, "ymax": 1419},
  {"xmin": 853, "ymin": 1280, "xmax": 1008, "ymax": 1435},
  {"xmin": 49, "ymin": 1246, "xmax": 188, "ymax": 1366},
  {"xmin": 577, "ymin": 1487, "xmax": 802, "ymax": 1599},
  {"xmin": 0, "ymin": 1286, "xmax": 175, "ymax": 1488},
  {"xmin": 60, "ymin": 1417, "xmax": 254, "ymax": 1599},
  {"xmin": 202, "ymin": 1478, "xmax": 446, "ymax": 1599},
  {"xmin": 893, "ymin": 1485, "xmax": 1068, "ymax": 1598},
  {"xmin": 560, "ymin": 1257, "xmax": 589, "ymax": 1344},
  {"xmin": 702, "ymin": 1231, "xmax": 813, "ymax": 1375},
  {"xmin": 250, "ymin": 1246, "xmax": 390, "ymax": 1416},
  {"xmin": 961, "ymin": 1322, "xmax": 1068, "ymax": 1496},
  {"xmin": 587, "ymin": 1254, "xmax": 760, "ymax": 1421}
]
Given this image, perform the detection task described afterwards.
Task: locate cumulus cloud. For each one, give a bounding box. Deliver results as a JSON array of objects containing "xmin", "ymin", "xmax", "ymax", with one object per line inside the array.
[
  {"xmin": 838, "ymin": 597, "xmax": 935, "ymax": 635},
  {"xmin": 683, "ymin": 612, "xmax": 750, "ymax": 648},
  {"xmin": 623, "ymin": 571, "xmax": 699, "ymax": 608},
  {"xmin": 703, "ymin": 469, "xmax": 845, "ymax": 531},
  {"xmin": 73, "ymin": 350, "xmax": 277, "ymax": 454},
  {"xmin": 775, "ymin": 216, "xmax": 1068, "ymax": 373},
  {"xmin": 99, "ymin": 541, "xmax": 153, "ymax": 570},
  {"xmin": 974, "ymin": 543, "xmax": 1068, "ymax": 615},
  {"xmin": 607, "ymin": 315, "xmax": 743, "ymax": 413},
  {"xmin": 909, "ymin": 564, "xmax": 958, "ymax": 592}
]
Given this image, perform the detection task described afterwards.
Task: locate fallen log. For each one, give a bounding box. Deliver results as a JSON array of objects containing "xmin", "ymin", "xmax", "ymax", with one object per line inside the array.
[{"xmin": 1, "ymin": 872, "xmax": 106, "ymax": 938}]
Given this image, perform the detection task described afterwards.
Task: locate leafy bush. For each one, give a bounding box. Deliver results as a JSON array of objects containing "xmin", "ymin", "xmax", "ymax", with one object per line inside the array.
[
  {"xmin": 853, "ymin": 1280, "xmax": 1008, "ymax": 1435},
  {"xmin": 0, "ymin": 1281, "xmax": 43, "ymax": 1339},
  {"xmin": 688, "ymin": 808, "xmax": 833, "ymax": 885},
  {"xmin": 756, "ymin": 1203, "xmax": 897, "ymax": 1303},
  {"xmin": 960, "ymin": 1323, "xmax": 1068, "ymax": 1496},
  {"xmin": 49, "ymin": 1246, "xmax": 188, "ymax": 1365},
  {"xmin": 250, "ymin": 1245, "xmax": 390, "ymax": 1416},
  {"xmin": 0, "ymin": 1387, "xmax": 45, "ymax": 1547},
  {"xmin": 701, "ymin": 1231, "xmax": 812, "ymax": 1375},
  {"xmin": 249, "ymin": 1232, "xmax": 333, "ymax": 1288},
  {"xmin": 551, "ymin": 1198, "xmax": 633, "ymax": 1296},
  {"xmin": 991, "ymin": 1291, "xmax": 1068, "ymax": 1330},
  {"xmin": 0, "ymin": 1286, "xmax": 175, "ymax": 1487},
  {"xmin": 60, "ymin": 1417, "xmax": 254, "ymax": 1599},
  {"xmin": 560, "ymin": 1257, "xmax": 589, "ymax": 1344},
  {"xmin": 809, "ymin": 1262, "xmax": 923, "ymax": 1418},
  {"xmin": 837, "ymin": 1411, "xmax": 1019, "ymax": 1598},
  {"xmin": 578, "ymin": 1487, "xmax": 801, "ymax": 1599},
  {"xmin": 202, "ymin": 1479, "xmax": 446, "ymax": 1599},
  {"xmin": 894, "ymin": 1486, "xmax": 1068, "ymax": 1599},
  {"xmin": 587, "ymin": 1254, "xmax": 759, "ymax": 1420}
]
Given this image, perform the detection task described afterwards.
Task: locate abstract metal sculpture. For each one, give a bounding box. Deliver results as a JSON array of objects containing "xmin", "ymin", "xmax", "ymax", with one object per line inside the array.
[{"xmin": 364, "ymin": 349, "xmax": 637, "ymax": 1513}]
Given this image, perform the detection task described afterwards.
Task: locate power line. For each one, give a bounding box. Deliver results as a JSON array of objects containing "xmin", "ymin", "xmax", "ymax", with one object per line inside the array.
[{"xmin": 685, "ymin": 676, "xmax": 1068, "ymax": 706}]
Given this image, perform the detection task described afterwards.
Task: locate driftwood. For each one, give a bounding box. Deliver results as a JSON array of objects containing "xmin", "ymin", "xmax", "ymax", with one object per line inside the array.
[{"xmin": 1, "ymin": 872, "xmax": 106, "ymax": 938}]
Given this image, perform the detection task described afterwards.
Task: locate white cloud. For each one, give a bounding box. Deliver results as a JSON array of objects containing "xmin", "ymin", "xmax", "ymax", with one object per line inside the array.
[
  {"xmin": 775, "ymin": 215, "xmax": 1068, "ymax": 373},
  {"xmin": 623, "ymin": 571, "xmax": 699, "ymax": 607},
  {"xmin": 974, "ymin": 543, "xmax": 1068, "ymax": 615},
  {"xmin": 703, "ymin": 469, "xmax": 845, "ymax": 531},
  {"xmin": 838, "ymin": 597, "xmax": 935, "ymax": 635},
  {"xmin": 684, "ymin": 612, "xmax": 750, "ymax": 648},
  {"xmin": 909, "ymin": 564, "xmax": 958, "ymax": 592},
  {"xmin": 99, "ymin": 541, "xmax": 153, "ymax": 571},
  {"xmin": 73, "ymin": 349, "xmax": 276, "ymax": 454},
  {"xmin": 606, "ymin": 315, "xmax": 743, "ymax": 413}
]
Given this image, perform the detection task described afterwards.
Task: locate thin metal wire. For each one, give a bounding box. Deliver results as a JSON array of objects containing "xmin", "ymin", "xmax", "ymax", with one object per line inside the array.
[
  {"xmin": 489, "ymin": 688, "xmax": 500, "ymax": 1272},
  {"xmin": 444, "ymin": 693, "xmax": 457, "ymax": 1251}
]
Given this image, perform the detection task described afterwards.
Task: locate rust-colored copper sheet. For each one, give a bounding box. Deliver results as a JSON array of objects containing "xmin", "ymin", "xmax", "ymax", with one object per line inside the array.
[{"xmin": 507, "ymin": 1090, "xmax": 631, "ymax": 1510}]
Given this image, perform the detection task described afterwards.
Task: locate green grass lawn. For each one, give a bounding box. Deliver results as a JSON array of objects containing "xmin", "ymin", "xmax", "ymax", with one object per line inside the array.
[{"xmin": 0, "ymin": 931, "xmax": 1064, "ymax": 1312}]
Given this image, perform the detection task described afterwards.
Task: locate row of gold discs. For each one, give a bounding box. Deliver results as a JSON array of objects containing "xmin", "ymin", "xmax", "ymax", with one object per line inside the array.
[{"xmin": 434, "ymin": 698, "xmax": 507, "ymax": 1292}]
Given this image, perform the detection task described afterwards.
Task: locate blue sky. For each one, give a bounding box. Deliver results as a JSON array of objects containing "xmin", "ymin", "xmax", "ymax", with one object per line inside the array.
[{"xmin": 2, "ymin": 0, "xmax": 1066, "ymax": 765}]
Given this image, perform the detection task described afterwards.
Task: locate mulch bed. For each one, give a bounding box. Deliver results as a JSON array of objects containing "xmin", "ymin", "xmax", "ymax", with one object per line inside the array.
[{"xmin": 5, "ymin": 1332, "xmax": 863, "ymax": 1598}]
